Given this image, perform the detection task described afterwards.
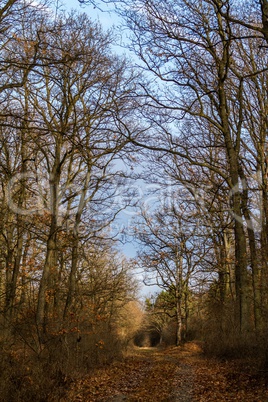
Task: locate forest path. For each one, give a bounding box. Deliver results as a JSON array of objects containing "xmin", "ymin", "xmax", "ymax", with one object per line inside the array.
[{"xmin": 65, "ymin": 342, "xmax": 268, "ymax": 401}]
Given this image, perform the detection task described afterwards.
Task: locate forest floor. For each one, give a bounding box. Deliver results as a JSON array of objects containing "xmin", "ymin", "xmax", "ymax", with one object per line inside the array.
[{"xmin": 63, "ymin": 342, "xmax": 268, "ymax": 401}]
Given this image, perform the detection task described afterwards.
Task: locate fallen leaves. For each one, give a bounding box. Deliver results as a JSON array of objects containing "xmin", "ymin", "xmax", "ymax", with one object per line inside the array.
[{"xmin": 61, "ymin": 343, "xmax": 268, "ymax": 401}]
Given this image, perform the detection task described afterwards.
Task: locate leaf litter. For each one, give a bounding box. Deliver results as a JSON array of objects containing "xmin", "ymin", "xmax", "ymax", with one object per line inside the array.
[{"xmin": 62, "ymin": 342, "xmax": 268, "ymax": 401}]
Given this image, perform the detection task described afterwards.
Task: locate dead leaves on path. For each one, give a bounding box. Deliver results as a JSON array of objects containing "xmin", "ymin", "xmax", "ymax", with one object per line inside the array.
[
  {"xmin": 63, "ymin": 343, "xmax": 268, "ymax": 401},
  {"xmin": 192, "ymin": 356, "xmax": 268, "ymax": 401},
  {"xmin": 65, "ymin": 354, "xmax": 177, "ymax": 401}
]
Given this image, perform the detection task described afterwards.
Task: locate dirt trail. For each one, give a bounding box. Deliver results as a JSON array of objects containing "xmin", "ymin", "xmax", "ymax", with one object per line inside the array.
[{"xmin": 65, "ymin": 342, "xmax": 268, "ymax": 401}]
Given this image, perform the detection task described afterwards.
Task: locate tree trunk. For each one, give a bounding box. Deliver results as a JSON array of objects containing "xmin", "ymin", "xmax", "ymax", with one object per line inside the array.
[
  {"xmin": 64, "ymin": 236, "xmax": 79, "ymax": 318},
  {"xmin": 36, "ymin": 146, "xmax": 61, "ymax": 332},
  {"xmin": 218, "ymin": 68, "xmax": 249, "ymax": 332},
  {"xmin": 36, "ymin": 230, "xmax": 57, "ymax": 331},
  {"xmin": 240, "ymin": 168, "xmax": 261, "ymax": 332},
  {"xmin": 64, "ymin": 169, "xmax": 91, "ymax": 318},
  {"xmin": 175, "ymin": 294, "xmax": 182, "ymax": 346}
]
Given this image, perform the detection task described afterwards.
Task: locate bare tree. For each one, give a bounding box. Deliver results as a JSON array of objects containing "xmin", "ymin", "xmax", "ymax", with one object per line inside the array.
[
  {"xmin": 87, "ymin": 0, "xmax": 268, "ymax": 335},
  {"xmin": 12, "ymin": 12, "xmax": 141, "ymax": 331}
]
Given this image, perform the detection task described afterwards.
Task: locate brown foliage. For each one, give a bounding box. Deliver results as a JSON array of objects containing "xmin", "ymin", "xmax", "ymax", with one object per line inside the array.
[{"xmin": 62, "ymin": 342, "xmax": 268, "ymax": 401}]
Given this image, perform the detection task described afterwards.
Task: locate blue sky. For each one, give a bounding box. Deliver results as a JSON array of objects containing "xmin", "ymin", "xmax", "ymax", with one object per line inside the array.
[{"xmin": 60, "ymin": 0, "xmax": 118, "ymax": 29}]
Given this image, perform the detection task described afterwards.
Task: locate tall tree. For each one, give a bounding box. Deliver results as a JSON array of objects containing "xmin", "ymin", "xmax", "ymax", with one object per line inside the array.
[
  {"xmin": 18, "ymin": 12, "xmax": 140, "ymax": 330},
  {"xmin": 0, "ymin": 5, "xmax": 141, "ymax": 337},
  {"xmin": 80, "ymin": 0, "xmax": 268, "ymax": 334},
  {"xmin": 0, "ymin": 0, "xmax": 48, "ymax": 326}
]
